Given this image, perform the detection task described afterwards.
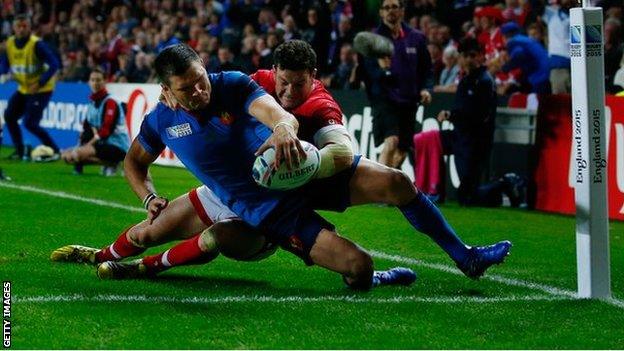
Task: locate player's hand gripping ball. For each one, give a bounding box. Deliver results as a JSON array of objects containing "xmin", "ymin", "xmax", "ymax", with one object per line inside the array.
[{"xmin": 253, "ymin": 140, "xmax": 320, "ymax": 190}]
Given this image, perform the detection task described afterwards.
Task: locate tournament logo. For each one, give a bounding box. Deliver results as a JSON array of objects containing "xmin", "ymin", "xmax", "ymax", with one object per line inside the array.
[
  {"xmin": 166, "ymin": 123, "xmax": 193, "ymax": 139},
  {"xmin": 570, "ymin": 26, "xmax": 582, "ymax": 44},
  {"xmin": 585, "ymin": 25, "xmax": 601, "ymax": 44}
]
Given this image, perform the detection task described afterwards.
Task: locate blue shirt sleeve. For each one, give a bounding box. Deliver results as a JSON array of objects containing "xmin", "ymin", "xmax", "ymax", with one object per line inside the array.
[
  {"xmin": 35, "ymin": 40, "xmax": 61, "ymax": 86},
  {"xmin": 137, "ymin": 109, "xmax": 166, "ymax": 156},
  {"xmin": 0, "ymin": 53, "xmax": 9, "ymax": 75}
]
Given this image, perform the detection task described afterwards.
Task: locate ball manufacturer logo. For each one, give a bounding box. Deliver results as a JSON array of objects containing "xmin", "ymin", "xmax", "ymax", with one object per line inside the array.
[{"xmin": 277, "ymin": 164, "xmax": 316, "ymax": 180}]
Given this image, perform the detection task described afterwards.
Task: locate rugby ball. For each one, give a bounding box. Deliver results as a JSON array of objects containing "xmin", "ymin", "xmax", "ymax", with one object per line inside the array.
[
  {"xmin": 31, "ymin": 145, "xmax": 54, "ymax": 159},
  {"xmin": 252, "ymin": 140, "xmax": 320, "ymax": 190}
]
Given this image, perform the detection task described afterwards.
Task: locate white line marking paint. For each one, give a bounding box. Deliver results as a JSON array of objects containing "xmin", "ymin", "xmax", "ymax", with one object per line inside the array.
[
  {"xmin": 0, "ymin": 182, "xmax": 145, "ymax": 213},
  {"xmin": 13, "ymin": 294, "xmax": 572, "ymax": 305},
  {"xmin": 3, "ymin": 182, "xmax": 623, "ymax": 309},
  {"xmin": 369, "ymin": 253, "xmax": 624, "ymax": 310}
]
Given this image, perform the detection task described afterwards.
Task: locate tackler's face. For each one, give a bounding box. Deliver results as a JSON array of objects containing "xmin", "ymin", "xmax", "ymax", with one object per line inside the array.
[
  {"xmin": 165, "ymin": 60, "xmax": 212, "ymax": 111},
  {"xmin": 273, "ymin": 66, "xmax": 316, "ymax": 110}
]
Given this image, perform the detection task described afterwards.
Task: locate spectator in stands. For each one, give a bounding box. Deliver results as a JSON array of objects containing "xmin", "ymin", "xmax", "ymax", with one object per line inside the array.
[
  {"xmin": 124, "ymin": 52, "xmax": 152, "ymax": 83},
  {"xmin": 328, "ymin": 14, "xmax": 355, "ymax": 71},
  {"xmin": 357, "ymin": 0, "xmax": 433, "ymax": 169},
  {"xmin": 61, "ymin": 50, "xmax": 90, "ymax": 82},
  {"xmin": 117, "ymin": 5, "xmax": 138, "ymax": 38},
  {"xmin": 434, "ymin": 45, "xmax": 460, "ymax": 93},
  {"xmin": 542, "ymin": 0, "xmax": 572, "ymax": 94},
  {"xmin": 282, "ymin": 15, "xmax": 301, "ymax": 41},
  {"xmin": 155, "ymin": 22, "xmax": 180, "ymax": 53},
  {"xmin": 301, "ymin": 7, "xmax": 331, "ymax": 74},
  {"xmin": 254, "ymin": 36, "xmax": 273, "ymax": 69},
  {"xmin": 502, "ymin": 0, "xmax": 529, "ymax": 26},
  {"xmin": 61, "ymin": 68, "xmax": 129, "ymax": 176},
  {"xmin": 428, "ymin": 42, "xmax": 444, "ymax": 85},
  {"xmin": 527, "ymin": 22, "xmax": 546, "ymax": 47},
  {"xmin": 101, "ymin": 24, "xmax": 127, "ymax": 80},
  {"xmin": 604, "ymin": 17, "xmax": 623, "ymax": 94},
  {"xmin": 207, "ymin": 45, "xmax": 243, "ymax": 73},
  {"xmin": 239, "ymin": 35, "xmax": 258, "ymax": 73},
  {"xmin": 497, "ymin": 21, "xmax": 550, "ymax": 94},
  {"xmin": 613, "ymin": 53, "xmax": 624, "ymax": 94},
  {"xmin": 1, "ymin": 14, "xmax": 61, "ymax": 161},
  {"xmin": 327, "ymin": 43, "xmax": 359, "ymax": 89}
]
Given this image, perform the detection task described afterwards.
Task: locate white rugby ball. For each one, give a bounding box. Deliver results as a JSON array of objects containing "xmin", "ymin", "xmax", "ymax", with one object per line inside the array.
[{"xmin": 252, "ymin": 140, "xmax": 321, "ymax": 190}]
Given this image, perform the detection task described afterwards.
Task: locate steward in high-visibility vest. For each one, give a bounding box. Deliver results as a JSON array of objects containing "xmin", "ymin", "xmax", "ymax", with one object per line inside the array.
[{"xmin": 0, "ymin": 14, "xmax": 61, "ymax": 161}]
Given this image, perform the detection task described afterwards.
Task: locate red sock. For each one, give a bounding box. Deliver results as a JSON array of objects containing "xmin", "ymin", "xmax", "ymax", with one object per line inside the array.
[
  {"xmin": 95, "ymin": 228, "xmax": 146, "ymax": 263},
  {"xmin": 142, "ymin": 234, "xmax": 217, "ymax": 274}
]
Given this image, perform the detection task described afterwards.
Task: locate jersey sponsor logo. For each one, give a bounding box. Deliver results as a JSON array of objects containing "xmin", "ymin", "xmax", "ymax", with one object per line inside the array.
[
  {"xmin": 405, "ymin": 47, "xmax": 417, "ymax": 54},
  {"xmin": 166, "ymin": 123, "xmax": 193, "ymax": 139}
]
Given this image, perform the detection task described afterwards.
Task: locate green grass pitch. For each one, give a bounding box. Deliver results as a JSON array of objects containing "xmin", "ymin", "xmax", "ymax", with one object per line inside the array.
[{"xmin": 1, "ymin": 150, "xmax": 623, "ymax": 349}]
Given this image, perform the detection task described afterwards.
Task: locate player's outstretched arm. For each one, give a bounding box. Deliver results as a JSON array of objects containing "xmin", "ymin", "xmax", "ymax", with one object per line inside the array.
[
  {"xmin": 249, "ymin": 94, "xmax": 306, "ymax": 169},
  {"xmin": 124, "ymin": 140, "xmax": 168, "ymax": 223},
  {"xmin": 314, "ymin": 126, "xmax": 355, "ymax": 179}
]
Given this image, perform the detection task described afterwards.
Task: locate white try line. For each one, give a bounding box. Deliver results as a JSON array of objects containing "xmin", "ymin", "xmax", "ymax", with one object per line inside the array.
[
  {"xmin": 0, "ymin": 182, "xmax": 145, "ymax": 213},
  {"xmin": 13, "ymin": 294, "xmax": 573, "ymax": 305},
  {"xmin": 3, "ymin": 181, "xmax": 624, "ymax": 310}
]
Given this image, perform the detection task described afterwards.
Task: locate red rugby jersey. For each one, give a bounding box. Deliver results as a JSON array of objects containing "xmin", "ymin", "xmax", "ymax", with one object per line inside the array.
[{"xmin": 251, "ymin": 69, "xmax": 344, "ymax": 143}]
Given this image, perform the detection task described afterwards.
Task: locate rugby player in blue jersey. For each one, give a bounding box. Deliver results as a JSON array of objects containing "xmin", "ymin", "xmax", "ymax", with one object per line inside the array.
[{"xmin": 52, "ymin": 43, "xmax": 412, "ymax": 289}]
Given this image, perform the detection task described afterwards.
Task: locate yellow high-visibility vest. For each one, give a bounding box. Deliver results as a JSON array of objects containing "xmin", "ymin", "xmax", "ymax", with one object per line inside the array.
[{"xmin": 6, "ymin": 35, "xmax": 56, "ymax": 94}]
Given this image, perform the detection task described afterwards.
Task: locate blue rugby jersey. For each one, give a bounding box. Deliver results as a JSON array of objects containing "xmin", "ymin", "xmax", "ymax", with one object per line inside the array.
[{"xmin": 137, "ymin": 71, "xmax": 285, "ymax": 226}]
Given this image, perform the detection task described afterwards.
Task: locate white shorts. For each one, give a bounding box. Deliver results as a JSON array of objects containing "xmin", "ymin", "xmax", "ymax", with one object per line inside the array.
[{"xmin": 188, "ymin": 185, "xmax": 239, "ymax": 226}]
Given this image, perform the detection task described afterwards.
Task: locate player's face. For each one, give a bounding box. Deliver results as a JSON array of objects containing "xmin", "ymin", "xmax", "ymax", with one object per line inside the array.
[
  {"xmin": 274, "ymin": 67, "xmax": 315, "ymax": 110},
  {"xmin": 88, "ymin": 72, "xmax": 106, "ymax": 93},
  {"xmin": 13, "ymin": 19, "xmax": 31, "ymax": 39},
  {"xmin": 165, "ymin": 60, "xmax": 211, "ymax": 111}
]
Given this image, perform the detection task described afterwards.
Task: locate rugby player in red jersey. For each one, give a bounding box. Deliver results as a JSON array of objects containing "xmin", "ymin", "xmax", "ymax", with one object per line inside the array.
[{"xmin": 52, "ymin": 41, "xmax": 510, "ymax": 286}]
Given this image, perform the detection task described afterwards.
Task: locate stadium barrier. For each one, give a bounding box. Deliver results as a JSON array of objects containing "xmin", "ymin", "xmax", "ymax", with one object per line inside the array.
[{"xmin": 1, "ymin": 82, "xmax": 622, "ymax": 219}]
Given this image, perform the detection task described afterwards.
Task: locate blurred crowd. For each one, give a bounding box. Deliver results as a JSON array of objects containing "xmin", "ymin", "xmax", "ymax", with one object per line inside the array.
[{"xmin": 1, "ymin": 0, "xmax": 623, "ymax": 96}]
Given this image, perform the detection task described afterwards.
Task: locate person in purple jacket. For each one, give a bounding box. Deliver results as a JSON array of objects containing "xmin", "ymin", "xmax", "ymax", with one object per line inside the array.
[{"xmin": 357, "ymin": 0, "xmax": 433, "ymax": 169}]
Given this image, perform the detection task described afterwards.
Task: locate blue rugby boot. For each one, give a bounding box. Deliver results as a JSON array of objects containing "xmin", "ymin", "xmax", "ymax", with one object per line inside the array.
[
  {"xmin": 372, "ymin": 267, "xmax": 417, "ymax": 287},
  {"xmin": 457, "ymin": 240, "xmax": 512, "ymax": 279}
]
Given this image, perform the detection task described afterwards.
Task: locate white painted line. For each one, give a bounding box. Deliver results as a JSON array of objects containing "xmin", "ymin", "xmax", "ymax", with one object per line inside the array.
[
  {"xmin": 13, "ymin": 294, "xmax": 573, "ymax": 305},
  {"xmin": 3, "ymin": 182, "xmax": 623, "ymax": 310},
  {"xmin": 370, "ymin": 250, "xmax": 624, "ymax": 310},
  {"xmin": 0, "ymin": 182, "xmax": 145, "ymax": 213},
  {"xmin": 370, "ymin": 250, "xmax": 578, "ymax": 298}
]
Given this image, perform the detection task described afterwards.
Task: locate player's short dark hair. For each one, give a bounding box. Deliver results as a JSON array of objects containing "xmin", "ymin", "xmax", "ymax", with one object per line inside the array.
[
  {"xmin": 457, "ymin": 37, "xmax": 482, "ymax": 55},
  {"xmin": 89, "ymin": 67, "xmax": 105, "ymax": 77},
  {"xmin": 154, "ymin": 43, "xmax": 202, "ymax": 85},
  {"xmin": 273, "ymin": 40, "xmax": 317, "ymax": 72}
]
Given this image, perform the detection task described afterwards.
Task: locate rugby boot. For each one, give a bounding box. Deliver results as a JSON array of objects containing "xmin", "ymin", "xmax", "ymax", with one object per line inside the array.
[
  {"xmin": 50, "ymin": 245, "xmax": 99, "ymax": 264},
  {"xmin": 457, "ymin": 240, "xmax": 512, "ymax": 279},
  {"xmin": 97, "ymin": 260, "xmax": 152, "ymax": 280},
  {"xmin": 373, "ymin": 267, "xmax": 417, "ymax": 287}
]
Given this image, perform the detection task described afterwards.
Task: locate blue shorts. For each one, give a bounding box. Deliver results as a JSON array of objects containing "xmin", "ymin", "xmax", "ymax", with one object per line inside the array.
[
  {"xmin": 259, "ymin": 196, "xmax": 334, "ymax": 265},
  {"xmin": 300, "ymin": 155, "xmax": 362, "ymax": 212}
]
